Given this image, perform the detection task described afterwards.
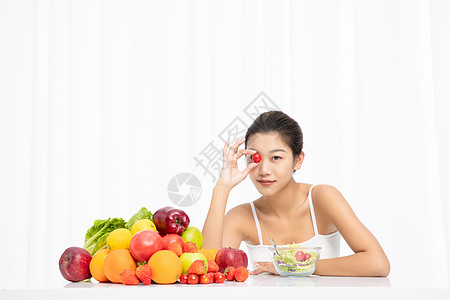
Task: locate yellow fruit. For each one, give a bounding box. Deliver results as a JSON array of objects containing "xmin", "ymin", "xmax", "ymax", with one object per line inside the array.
[
  {"xmin": 89, "ymin": 249, "xmax": 110, "ymax": 282},
  {"xmin": 130, "ymin": 219, "xmax": 157, "ymax": 236},
  {"xmin": 148, "ymin": 250, "xmax": 182, "ymax": 284},
  {"xmin": 107, "ymin": 228, "xmax": 133, "ymax": 250}
]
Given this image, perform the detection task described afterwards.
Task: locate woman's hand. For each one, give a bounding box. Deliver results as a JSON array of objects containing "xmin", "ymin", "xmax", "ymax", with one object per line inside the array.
[
  {"xmin": 250, "ymin": 262, "xmax": 279, "ymax": 275},
  {"xmin": 216, "ymin": 137, "xmax": 259, "ymax": 190}
]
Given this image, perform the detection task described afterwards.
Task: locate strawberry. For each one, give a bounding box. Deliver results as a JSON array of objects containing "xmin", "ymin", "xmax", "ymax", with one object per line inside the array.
[
  {"xmin": 214, "ymin": 272, "xmax": 225, "ymax": 283},
  {"xmin": 207, "ymin": 260, "xmax": 219, "ymax": 273},
  {"xmin": 224, "ymin": 266, "xmax": 235, "ymax": 281},
  {"xmin": 120, "ymin": 269, "xmax": 139, "ymax": 285},
  {"xmin": 135, "ymin": 264, "xmax": 152, "ymax": 285},
  {"xmin": 234, "ymin": 267, "xmax": 249, "ymax": 282},
  {"xmin": 187, "ymin": 260, "xmax": 206, "ymax": 275},
  {"xmin": 167, "ymin": 241, "xmax": 183, "ymax": 256},
  {"xmin": 182, "ymin": 241, "xmax": 198, "ymax": 253}
]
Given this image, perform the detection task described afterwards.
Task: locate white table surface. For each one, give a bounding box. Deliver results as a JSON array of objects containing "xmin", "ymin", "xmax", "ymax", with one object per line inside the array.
[{"xmin": 2, "ymin": 274, "xmax": 450, "ymax": 300}]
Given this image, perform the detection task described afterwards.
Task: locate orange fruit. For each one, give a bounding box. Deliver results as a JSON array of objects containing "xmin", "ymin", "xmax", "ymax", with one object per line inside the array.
[
  {"xmin": 103, "ymin": 249, "xmax": 137, "ymax": 283},
  {"xmin": 208, "ymin": 248, "xmax": 218, "ymax": 261},
  {"xmin": 89, "ymin": 248, "xmax": 110, "ymax": 282},
  {"xmin": 199, "ymin": 248, "xmax": 218, "ymax": 261},
  {"xmin": 198, "ymin": 248, "xmax": 213, "ymax": 261},
  {"xmin": 148, "ymin": 250, "xmax": 182, "ymax": 284}
]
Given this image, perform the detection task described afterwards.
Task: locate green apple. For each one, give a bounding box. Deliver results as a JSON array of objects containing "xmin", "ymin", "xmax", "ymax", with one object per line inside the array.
[
  {"xmin": 181, "ymin": 226, "xmax": 203, "ymax": 249},
  {"xmin": 179, "ymin": 252, "xmax": 208, "ymax": 274}
]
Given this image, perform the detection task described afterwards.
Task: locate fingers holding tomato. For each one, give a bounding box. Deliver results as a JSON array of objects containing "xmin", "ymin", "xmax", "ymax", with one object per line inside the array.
[
  {"xmin": 217, "ymin": 138, "xmax": 258, "ymax": 190},
  {"xmin": 251, "ymin": 153, "xmax": 261, "ymax": 163}
]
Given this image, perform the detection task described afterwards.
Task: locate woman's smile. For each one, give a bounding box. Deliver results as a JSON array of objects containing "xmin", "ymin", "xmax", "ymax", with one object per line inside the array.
[{"xmin": 257, "ymin": 179, "xmax": 276, "ymax": 186}]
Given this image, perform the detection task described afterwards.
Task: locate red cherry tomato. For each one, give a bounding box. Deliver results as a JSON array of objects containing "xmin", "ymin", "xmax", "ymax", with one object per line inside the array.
[
  {"xmin": 214, "ymin": 272, "xmax": 225, "ymax": 283},
  {"xmin": 200, "ymin": 274, "xmax": 211, "ymax": 284},
  {"xmin": 295, "ymin": 250, "xmax": 305, "ymax": 261},
  {"xmin": 179, "ymin": 274, "xmax": 189, "ymax": 284},
  {"xmin": 188, "ymin": 274, "xmax": 199, "ymax": 284},
  {"xmin": 252, "ymin": 153, "xmax": 261, "ymax": 163},
  {"xmin": 304, "ymin": 253, "xmax": 311, "ymax": 260}
]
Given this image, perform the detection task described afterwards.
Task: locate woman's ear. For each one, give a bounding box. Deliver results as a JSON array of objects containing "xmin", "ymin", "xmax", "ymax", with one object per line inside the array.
[{"xmin": 293, "ymin": 151, "xmax": 305, "ymax": 171}]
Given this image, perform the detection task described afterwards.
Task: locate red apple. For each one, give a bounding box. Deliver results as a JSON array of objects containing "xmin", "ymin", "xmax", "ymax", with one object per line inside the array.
[
  {"xmin": 162, "ymin": 233, "xmax": 185, "ymax": 249},
  {"xmin": 59, "ymin": 247, "xmax": 92, "ymax": 282},
  {"xmin": 215, "ymin": 247, "xmax": 248, "ymax": 273},
  {"xmin": 152, "ymin": 206, "xmax": 190, "ymax": 236}
]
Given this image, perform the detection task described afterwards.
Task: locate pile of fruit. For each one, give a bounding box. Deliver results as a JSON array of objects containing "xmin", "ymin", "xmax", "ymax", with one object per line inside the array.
[{"xmin": 59, "ymin": 206, "xmax": 249, "ymax": 285}]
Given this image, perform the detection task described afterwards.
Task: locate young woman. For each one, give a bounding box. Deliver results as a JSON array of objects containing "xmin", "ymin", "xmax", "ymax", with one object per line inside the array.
[{"xmin": 202, "ymin": 110, "xmax": 390, "ymax": 277}]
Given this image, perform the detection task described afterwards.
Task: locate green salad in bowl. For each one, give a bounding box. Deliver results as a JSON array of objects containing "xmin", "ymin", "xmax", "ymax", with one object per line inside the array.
[{"xmin": 269, "ymin": 244, "xmax": 321, "ymax": 276}]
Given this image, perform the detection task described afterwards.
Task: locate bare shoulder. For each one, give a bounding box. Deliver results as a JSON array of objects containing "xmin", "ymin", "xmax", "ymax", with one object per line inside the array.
[
  {"xmin": 224, "ymin": 202, "xmax": 253, "ymax": 222},
  {"xmin": 311, "ymin": 184, "xmax": 354, "ymax": 220},
  {"xmin": 311, "ymin": 184, "xmax": 342, "ymax": 198},
  {"xmin": 222, "ymin": 202, "xmax": 255, "ymax": 245}
]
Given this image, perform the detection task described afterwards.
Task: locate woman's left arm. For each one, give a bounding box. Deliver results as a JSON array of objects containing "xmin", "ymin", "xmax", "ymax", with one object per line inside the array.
[{"xmin": 312, "ymin": 185, "xmax": 390, "ymax": 277}]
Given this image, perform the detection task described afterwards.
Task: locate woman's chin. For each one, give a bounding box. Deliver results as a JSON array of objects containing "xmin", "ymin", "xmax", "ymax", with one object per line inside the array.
[{"xmin": 256, "ymin": 188, "xmax": 278, "ymax": 197}]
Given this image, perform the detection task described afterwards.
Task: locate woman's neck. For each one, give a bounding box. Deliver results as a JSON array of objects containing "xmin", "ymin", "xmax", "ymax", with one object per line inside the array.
[{"xmin": 260, "ymin": 179, "xmax": 307, "ymax": 219}]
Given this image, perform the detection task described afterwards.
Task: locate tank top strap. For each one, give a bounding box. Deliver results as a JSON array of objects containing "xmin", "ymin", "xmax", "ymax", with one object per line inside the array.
[
  {"xmin": 308, "ymin": 184, "xmax": 319, "ymax": 236},
  {"xmin": 249, "ymin": 201, "xmax": 264, "ymax": 245}
]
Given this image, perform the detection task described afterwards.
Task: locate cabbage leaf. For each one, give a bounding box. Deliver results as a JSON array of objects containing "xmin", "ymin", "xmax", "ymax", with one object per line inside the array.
[
  {"xmin": 83, "ymin": 217, "xmax": 126, "ymax": 255},
  {"xmin": 125, "ymin": 207, "xmax": 153, "ymax": 230}
]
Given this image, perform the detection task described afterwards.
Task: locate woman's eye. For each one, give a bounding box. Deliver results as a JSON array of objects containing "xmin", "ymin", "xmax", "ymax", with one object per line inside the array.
[{"xmin": 273, "ymin": 156, "xmax": 281, "ymax": 160}]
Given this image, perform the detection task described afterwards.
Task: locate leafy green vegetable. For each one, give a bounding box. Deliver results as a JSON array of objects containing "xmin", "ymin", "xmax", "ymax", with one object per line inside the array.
[
  {"xmin": 82, "ymin": 207, "xmax": 153, "ymax": 256},
  {"xmin": 125, "ymin": 207, "xmax": 153, "ymax": 230},
  {"xmin": 83, "ymin": 217, "xmax": 126, "ymax": 255}
]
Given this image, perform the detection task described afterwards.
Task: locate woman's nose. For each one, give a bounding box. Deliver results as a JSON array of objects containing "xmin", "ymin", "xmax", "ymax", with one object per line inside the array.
[{"xmin": 257, "ymin": 159, "xmax": 271, "ymax": 176}]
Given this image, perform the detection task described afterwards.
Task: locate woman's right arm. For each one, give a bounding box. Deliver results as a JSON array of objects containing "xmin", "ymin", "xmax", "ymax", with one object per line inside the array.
[
  {"xmin": 201, "ymin": 137, "xmax": 258, "ymax": 249},
  {"xmin": 202, "ymin": 184, "xmax": 231, "ymax": 249}
]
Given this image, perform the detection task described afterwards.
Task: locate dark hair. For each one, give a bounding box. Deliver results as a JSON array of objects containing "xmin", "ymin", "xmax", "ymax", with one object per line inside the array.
[{"xmin": 245, "ymin": 110, "xmax": 303, "ymax": 172}]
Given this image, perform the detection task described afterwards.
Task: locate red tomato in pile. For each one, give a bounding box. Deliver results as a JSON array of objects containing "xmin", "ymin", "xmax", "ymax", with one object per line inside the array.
[
  {"xmin": 162, "ymin": 233, "xmax": 185, "ymax": 249},
  {"xmin": 179, "ymin": 274, "xmax": 189, "ymax": 284},
  {"xmin": 199, "ymin": 274, "xmax": 211, "ymax": 284},
  {"xmin": 214, "ymin": 273, "xmax": 225, "ymax": 283},
  {"xmin": 188, "ymin": 274, "xmax": 199, "ymax": 284},
  {"xmin": 129, "ymin": 230, "xmax": 164, "ymax": 262}
]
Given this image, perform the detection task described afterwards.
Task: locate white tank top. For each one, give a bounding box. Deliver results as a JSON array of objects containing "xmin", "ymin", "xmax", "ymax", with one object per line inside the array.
[{"xmin": 245, "ymin": 184, "xmax": 341, "ymax": 270}]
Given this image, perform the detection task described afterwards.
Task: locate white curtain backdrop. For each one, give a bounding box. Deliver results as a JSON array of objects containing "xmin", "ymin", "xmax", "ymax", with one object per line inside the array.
[{"xmin": 1, "ymin": 0, "xmax": 449, "ymax": 289}]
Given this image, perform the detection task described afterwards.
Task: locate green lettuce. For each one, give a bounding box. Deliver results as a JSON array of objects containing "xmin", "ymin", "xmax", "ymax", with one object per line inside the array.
[
  {"xmin": 83, "ymin": 217, "xmax": 126, "ymax": 255},
  {"xmin": 125, "ymin": 207, "xmax": 153, "ymax": 230}
]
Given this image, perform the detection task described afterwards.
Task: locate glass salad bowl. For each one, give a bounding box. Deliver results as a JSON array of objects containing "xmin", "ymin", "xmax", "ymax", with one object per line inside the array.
[{"xmin": 269, "ymin": 244, "xmax": 321, "ymax": 277}]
